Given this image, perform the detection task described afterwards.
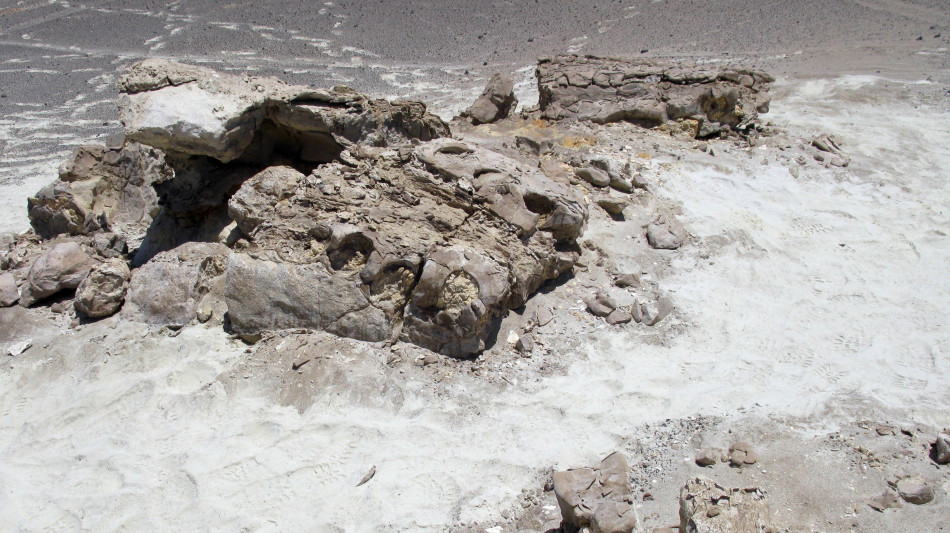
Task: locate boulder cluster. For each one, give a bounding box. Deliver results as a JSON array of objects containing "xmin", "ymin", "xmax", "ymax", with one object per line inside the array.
[{"xmin": 2, "ymin": 55, "xmax": 773, "ymax": 357}]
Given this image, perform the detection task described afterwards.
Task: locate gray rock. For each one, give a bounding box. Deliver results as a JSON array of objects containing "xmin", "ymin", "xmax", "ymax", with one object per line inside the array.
[
  {"xmin": 576, "ymin": 167, "xmax": 611, "ymax": 188},
  {"xmin": 595, "ymin": 196, "xmax": 629, "ymax": 217},
  {"xmin": 646, "ymin": 216, "xmax": 686, "ymax": 249},
  {"xmin": 123, "ymin": 242, "xmax": 228, "ymax": 326},
  {"xmin": 606, "ymin": 308, "xmax": 632, "ymax": 325},
  {"xmin": 28, "ymin": 143, "xmax": 167, "ymax": 244},
  {"xmin": 896, "ymin": 476, "xmax": 934, "ymax": 505},
  {"xmin": 935, "ymin": 433, "xmax": 950, "ymax": 464},
  {"xmin": 516, "ymin": 335, "xmax": 535, "ymax": 353},
  {"xmin": 553, "ymin": 452, "xmax": 639, "ymax": 533},
  {"xmin": 535, "ymin": 306, "xmax": 555, "ymax": 327},
  {"xmin": 225, "ymin": 253, "xmax": 391, "ymax": 343},
  {"xmin": 679, "ymin": 477, "xmax": 771, "ymax": 532},
  {"xmin": 74, "ymin": 258, "xmax": 131, "ymax": 318},
  {"xmin": 586, "ymin": 291, "xmax": 617, "ymax": 317},
  {"xmin": 614, "ymin": 273, "xmax": 640, "ymax": 288},
  {"xmin": 695, "ymin": 448, "xmax": 721, "ymax": 467},
  {"xmin": 538, "ymin": 56, "xmax": 773, "ymax": 136},
  {"xmin": 464, "ymin": 73, "xmax": 518, "ymax": 125},
  {"xmin": 19, "ymin": 242, "xmax": 95, "ymax": 306},
  {"xmin": 634, "ymin": 297, "xmax": 674, "ymax": 326},
  {"xmin": 0, "ymin": 272, "xmax": 18, "ymax": 307}
]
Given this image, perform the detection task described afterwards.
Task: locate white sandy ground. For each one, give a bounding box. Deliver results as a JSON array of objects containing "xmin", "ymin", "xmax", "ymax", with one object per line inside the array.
[{"xmin": 0, "ymin": 76, "xmax": 949, "ymax": 531}]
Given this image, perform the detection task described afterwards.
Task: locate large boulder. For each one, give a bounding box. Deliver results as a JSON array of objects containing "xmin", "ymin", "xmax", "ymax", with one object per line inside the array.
[
  {"xmin": 118, "ymin": 58, "xmax": 449, "ymax": 164},
  {"xmin": 74, "ymin": 258, "xmax": 131, "ymax": 318},
  {"xmin": 463, "ymin": 73, "xmax": 518, "ymax": 124},
  {"xmin": 553, "ymin": 452, "xmax": 640, "ymax": 533},
  {"xmin": 679, "ymin": 477, "xmax": 773, "ymax": 533},
  {"xmin": 19, "ymin": 242, "xmax": 95, "ymax": 306},
  {"xmin": 224, "ymin": 138, "xmax": 587, "ymax": 357},
  {"xmin": 537, "ymin": 55, "xmax": 773, "ymax": 136},
  {"xmin": 123, "ymin": 242, "xmax": 228, "ymax": 326}
]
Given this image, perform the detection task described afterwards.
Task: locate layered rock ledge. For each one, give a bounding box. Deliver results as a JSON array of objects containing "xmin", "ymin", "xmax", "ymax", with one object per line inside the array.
[{"xmin": 537, "ymin": 55, "xmax": 773, "ymax": 137}]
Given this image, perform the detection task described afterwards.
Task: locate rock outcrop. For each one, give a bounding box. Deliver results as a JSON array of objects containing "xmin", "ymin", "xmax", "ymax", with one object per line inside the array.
[
  {"xmin": 23, "ymin": 59, "xmax": 589, "ymax": 357},
  {"xmin": 463, "ymin": 73, "xmax": 518, "ymax": 125},
  {"xmin": 224, "ymin": 138, "xmax": 586, "ymax": 357},
  {"xmin": 119, "ymin": 58, "xmax": 449, "ymax": 164},
  {"xmin": 553, "ymin": 452, "xmax": 640, "ymax": 533},
  {"xmin": 537, "ymin": 55, "xmax": 773, "ymax": 137},
  {"xmin": 679, "ymin": 477, "xmax": 772, "ymax": 533}
]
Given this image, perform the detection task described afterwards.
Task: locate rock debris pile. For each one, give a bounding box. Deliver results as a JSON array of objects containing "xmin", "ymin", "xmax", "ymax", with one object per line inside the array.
[{"xmin": 2, "ymin": 55, "xmax": 775, "ymax": 358}]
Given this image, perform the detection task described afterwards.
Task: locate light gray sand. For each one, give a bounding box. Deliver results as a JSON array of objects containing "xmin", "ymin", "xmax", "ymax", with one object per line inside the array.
[{"xmin": 1, "ymin": 2, "xmax": 949, "ymax": 531}]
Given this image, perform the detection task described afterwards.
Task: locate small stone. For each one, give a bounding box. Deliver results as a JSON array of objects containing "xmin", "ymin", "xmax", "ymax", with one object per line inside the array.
[
  {"xmin": 729, "ymin": 450, "xmax": 747, "ymax": 467},
  {"xmin": 706, "ymin": 505, "xmax": 721, "ymax": 518},
  {"xmin": 575, "ymin": 167, "xmax": 611, "ymax": 187},
  {"xmin": 516, "ymin": 335, "xmax": 535, "ymax": 353},
  {"xmin": 934, "ymin": 433, "xmax": 950, "ymax": 464},
  {"xmin": 0, "ymin": 272, "xmax": 18, "ymax": 307},
  {"xmin": 866, "ymin": 490, "xmax": 902, "ymax": 511},
  {"xmin": 875, "ymin": 425, "xmax": 896, "ymax": 436},
  {"xmin": 606, "ymin": 308, "xmax": 632, "ymax": 325},
  {"xmin": 595, "ymin": 196, "xmax": 629, "ymax": 217},
  {"xmin": 535, "ymin": 307, "xmax": 554, "ymax": 327},
  {"xmin": 695, "ymin": 448, "xmax": 720, "ymax": 467},
  {"xmin": 646, "ymin": 216, "xmax": 686, "ymax": 250},
  {"xmin": 586, "ymin": 291, "xmax": 617, "ymax": 317},
  {"xmin": 196, "ymin": 307, "xmax": 213, "ymax": 323},
  {"xmin": 897, "ymin": 476, "xmax": 934, "ymax": 505},
  {"xmin": 614, "ymin": 273, "xmax": 640, "ymax": 288}
]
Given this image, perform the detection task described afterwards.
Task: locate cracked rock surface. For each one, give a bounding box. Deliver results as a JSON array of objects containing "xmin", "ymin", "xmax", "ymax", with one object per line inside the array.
[
  {"xmin": 537, "ymin": 55, "xmax": 773, "ymax": 137},
  {"xmin": 224, "ymin": 137, "xmax": 586, "ymax": 357}
]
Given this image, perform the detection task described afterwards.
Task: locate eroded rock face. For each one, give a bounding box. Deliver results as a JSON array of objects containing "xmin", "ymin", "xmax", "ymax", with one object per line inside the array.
[
  {"xmin": 119, "ymin": 58, "xmax": 449, "ymax": 164},
  {"xmin": 224, "ymin": 138, "xmax": 587, "ymax": 357},
  {"xmin": 553, "ymin": 452, "xmax": 640, "ymax": 533},
  {"xmin": 28, "ymin": 143, "xmax": 167, "ymax": 243},
  {"xmin": 679, "ymin": 477, "xmax": 772, "ymax": 533},
  {"xmin": 123, "ymin": 242, "xmax": 227, "ymax": 326},
  {"xmin": 19, "ymin": 242, "xmax": 95, "ymax": 306},
  {"xmin": 537, "ymin": 55, "xmax": 773, "ymax": 137}
]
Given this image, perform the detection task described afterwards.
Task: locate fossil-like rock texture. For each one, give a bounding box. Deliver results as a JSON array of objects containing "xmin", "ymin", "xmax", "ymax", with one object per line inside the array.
[
  {"xmin": 537, "ymin": 55, "xmax": 773, "ymax": 136},
  {"xmin": 23, "ymin": 59, "xmax": 591, "ymax": 357},
  {"xmin": 224, "ymin": 137, "xmax": 587, "ymax": 357}
]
